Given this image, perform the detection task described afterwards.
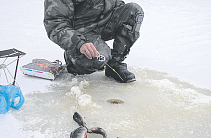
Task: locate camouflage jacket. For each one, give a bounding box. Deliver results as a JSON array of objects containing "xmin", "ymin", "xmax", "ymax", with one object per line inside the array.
[{"xmin": 44, "ymin": 0, "xmax": 124, "ymax": 52}]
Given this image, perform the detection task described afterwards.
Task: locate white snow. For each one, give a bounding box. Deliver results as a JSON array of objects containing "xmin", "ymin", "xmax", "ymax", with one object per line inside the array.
[
  {"xmin": 0, "ymin": 0, "xmax": 211, "ymax": 138},
  {"xmin": 126, "ymin": 0, "xmax": 211, "ymax": 90}
]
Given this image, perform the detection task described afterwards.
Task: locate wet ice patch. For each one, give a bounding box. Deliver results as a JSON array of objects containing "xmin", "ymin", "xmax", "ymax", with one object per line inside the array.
[
  {"xmin": 13, "ymin": 74, "xmax": 101, "ymax": 137},
  {"xmin": 13, "ymin": 67, "xmax": 211, "ymax": 138},
  {"xmin": 62, "ymin": 77, "xmax": 98, "ymax": 107},
  {"xmin": 69, "ymin": 86, "xmax": 81, "ymax": 95},
  {"xmin": 78, "ymin": 94, "xmax": 92, "ymax": 106},
  {"xmin": 147, "ymin": 79, "xmax": 211, "ymax": 109}
]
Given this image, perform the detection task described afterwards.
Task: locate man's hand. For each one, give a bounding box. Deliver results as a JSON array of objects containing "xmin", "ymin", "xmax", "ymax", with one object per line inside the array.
[{"xmin": 80, "ymin": 43, "xmax": 100, "ymax": 59}]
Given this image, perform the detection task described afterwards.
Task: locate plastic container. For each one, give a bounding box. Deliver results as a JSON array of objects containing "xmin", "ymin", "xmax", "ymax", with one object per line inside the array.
[{"xmin": 0, "ymin": 85, "xmax": 24, "ymax": 114}]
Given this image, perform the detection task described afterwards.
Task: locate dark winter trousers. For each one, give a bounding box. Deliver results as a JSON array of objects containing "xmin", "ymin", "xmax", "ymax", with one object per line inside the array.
[{"xmin": 65, "ymin": 3, "xmax": 144, "ymax": 74}]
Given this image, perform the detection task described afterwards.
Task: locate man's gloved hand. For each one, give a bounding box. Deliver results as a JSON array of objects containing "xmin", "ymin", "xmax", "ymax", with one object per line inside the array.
[{"xmin": 80, "ymin": 43, "xmax": 100, "ymax": 59}]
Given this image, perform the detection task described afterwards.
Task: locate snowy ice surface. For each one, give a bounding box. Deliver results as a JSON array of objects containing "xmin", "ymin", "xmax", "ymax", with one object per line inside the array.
[
  {"xmin": 0, "ymin": 0, "xmax": 211, "ymax": 138},
  {"xmin": 126, "ymin": 0, "xmax": 211, "ymax": 90}
]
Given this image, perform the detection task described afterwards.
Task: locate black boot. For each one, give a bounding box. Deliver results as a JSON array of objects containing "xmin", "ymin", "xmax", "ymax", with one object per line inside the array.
[{"xmin": 105, "ymin": 62, "xmax": 136, "ymax": 83}]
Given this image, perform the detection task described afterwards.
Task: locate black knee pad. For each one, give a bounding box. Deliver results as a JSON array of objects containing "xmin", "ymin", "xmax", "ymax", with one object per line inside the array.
[{"xmin": 124, "ymin": 3, "xmax": 144, "ymax": 33}]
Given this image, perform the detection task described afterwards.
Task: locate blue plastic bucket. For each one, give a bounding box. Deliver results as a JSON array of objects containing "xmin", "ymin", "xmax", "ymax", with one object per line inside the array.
[{"xmin": 0, "ymin": 85, "xmax": 24, "ymax": 114}]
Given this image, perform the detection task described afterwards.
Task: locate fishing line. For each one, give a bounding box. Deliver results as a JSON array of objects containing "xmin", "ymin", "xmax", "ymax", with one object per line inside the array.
[
  {"xmin": 97, "ymin": 55, "xmax": 124, "ymax": 82},
  {"xmin": 104, "ymin": 62, "xmax": 124, "ymax": 82}
]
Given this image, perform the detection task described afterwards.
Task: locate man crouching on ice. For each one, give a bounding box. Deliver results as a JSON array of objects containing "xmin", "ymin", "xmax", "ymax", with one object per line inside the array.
[{"xmin": 44, "ymin": 0, "xmax": 144, "ymax": 83}]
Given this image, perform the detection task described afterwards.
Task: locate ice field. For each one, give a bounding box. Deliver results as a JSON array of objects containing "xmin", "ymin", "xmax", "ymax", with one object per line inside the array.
[{"xmin": 0, "ymin": 0, "xmax": 211, "ymax": 137}]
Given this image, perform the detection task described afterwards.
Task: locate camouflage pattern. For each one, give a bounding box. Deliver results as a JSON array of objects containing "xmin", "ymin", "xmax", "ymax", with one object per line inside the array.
[
  {"xmin": 102, "ymin": 3, "xmax": 144, "ymax": 65},
  {"xmin": 44, "ymin": 0, "xmax": 124, "ymax": 51},
  {"xmin": 43, "ymin": 0, "xmax": 144, "ymax": 74}
]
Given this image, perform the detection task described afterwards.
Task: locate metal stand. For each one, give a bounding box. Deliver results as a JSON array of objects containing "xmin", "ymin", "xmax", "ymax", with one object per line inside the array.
[{"xmin": 0, "ymin": 48, "xmax": 25, "ymax": 86}]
